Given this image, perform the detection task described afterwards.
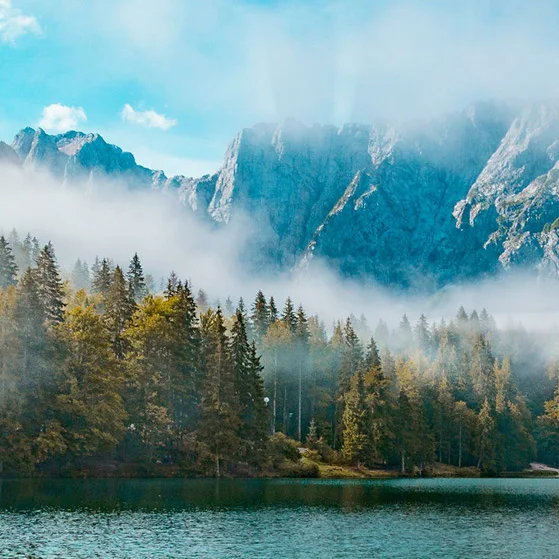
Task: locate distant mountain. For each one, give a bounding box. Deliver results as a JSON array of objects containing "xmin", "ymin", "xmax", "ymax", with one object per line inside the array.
[{"xmin": 5, "ymin": 101, "xmax": 559, "ymax": 288}]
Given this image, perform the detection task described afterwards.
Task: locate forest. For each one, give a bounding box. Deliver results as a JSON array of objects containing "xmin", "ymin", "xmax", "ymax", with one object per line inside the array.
[{"xmin": 0, "ymin": 229, "xmax": 559, "ymax": 477}]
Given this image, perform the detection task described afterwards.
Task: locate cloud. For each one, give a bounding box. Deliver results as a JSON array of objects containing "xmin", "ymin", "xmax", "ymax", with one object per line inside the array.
[
  {"xmin": 121, "ymin": 104, "xmax": 177, "ymax": 131},
  {"xmin": 0, "ymin": 0, "xmax": 40, "ymax": 45},
  {"xmin": 1, "ymin": 159, "xmax": 559, "ymax": 341},
  {"xmin": 77, "ymin": 0, "xmax": 559, "ymax": 125},
  {"xmin": 38, "ymin": 103, "xmax": 87, "ymax": 133}
]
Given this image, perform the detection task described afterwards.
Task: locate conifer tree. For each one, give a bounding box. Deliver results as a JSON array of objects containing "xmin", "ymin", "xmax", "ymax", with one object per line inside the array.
[
  {"xmin": 398, "ymin": 313, "xmax": 413, "ymax": 350},
  {"xmin": 54, "ymin": 306, "xmax": 126, "ymax": 455},
  {"xmin": 477, "ymin": 398, "xmax": 496, "ymax": 471},
  {"xmin": 251, "ymin": 290, "xmax": 269, "ymax": 345},
  {"xmin": 199, "ymin": 308, "xmax": 240, "ymax": 476},
  {"xmin": 127, "ymin": 253, "xmax": 147, "ymax": 303},
  {"xmin": 0, "ymin": 236, "xmax": 18, "ymax": 289},
  {"xmin": 34, "ymin": 243, "xmax": 65, "ymax": 324},
  {"xmin": 165, "ymin": 271, "xmax": 179, "ymax": 297},
  {"xmin": 231, "ymin": 309, "xmax": 267, "ymax": 467},
  {"xmin": 92, "ymin": 258, "xmax": 113, "ymax": 298},
  {"xmin": 21, "ymin": 233, "xmax": 34, "ymax": 270},
  {"xmin": 268, "ymin": 296, "xmax": 278, "ymax": 324},
  {"xmin": 295, "ymin": 304, "xmax": 310, "ymax": 440},
  {"xmin": 470, "ymin": 334, "xmax": 495, "ymax": 403},
  {"xmin": 341, "ymin": 373, "xmax": 367, "ymax": 466},
  {"xmin": 281, "ymin": 297, "xmax": 297, "ymax": 333},
  {"xmin": 306, "ymin": 418, "xmax": 319, "ymax": 450},
  {"xmin": 104, "ymin": 266, "xmax": 134, "ymax": 359},
  {"xmin": 71, "ymin": 258, "xmax": 90, "ymax": 291},
  {"xmin": 414, "ymin": 314, "xmax": 431, "ymax": 353},
  {"xmin": 196, "ymin": 289, "xmax": 209, "ymax": 313}
]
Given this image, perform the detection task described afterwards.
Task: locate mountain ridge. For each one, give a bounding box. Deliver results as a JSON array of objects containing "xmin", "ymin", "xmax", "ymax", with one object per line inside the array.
[{"xmin": 4, "ymin": 100, "xmax": 559, "ymax": 288}]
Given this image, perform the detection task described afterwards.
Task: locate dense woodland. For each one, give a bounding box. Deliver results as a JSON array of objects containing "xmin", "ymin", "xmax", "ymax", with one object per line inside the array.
[{"xmin": 1, "ymin": 229, "xmax": 559, "ymax": 477}]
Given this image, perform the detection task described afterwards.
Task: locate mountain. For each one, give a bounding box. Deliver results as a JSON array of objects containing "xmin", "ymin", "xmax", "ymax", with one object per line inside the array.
[{"xmin": 5, "ymin": 100, "xmax": 559, "ymax": 289}]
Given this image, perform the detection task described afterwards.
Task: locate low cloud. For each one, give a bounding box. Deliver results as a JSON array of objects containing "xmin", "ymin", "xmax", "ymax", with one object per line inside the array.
[
  {"xmin": 0, "ymin": 160, "xmax": 558, "ymax": 344},
  {"xmin": 38, "ymin": 103, "xmax": 87, "ymax": 134},
  {"xmin": 0, "ymin": 0, "xmax": 40, "ymax": 45},
  {"xmin": 121, "ymin": 104, "xmax": 177, "ymax": 131}
]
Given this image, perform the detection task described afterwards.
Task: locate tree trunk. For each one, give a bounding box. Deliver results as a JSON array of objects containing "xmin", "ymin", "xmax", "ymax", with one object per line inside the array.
[
  {"xmin": 458, "ymin": 423, "xmax": 462, "ymax": 468},
  {"xmin": 298, "ymin": 364, "xmax": 302, "ymax": 441},
  {"xmin": 283, "ymin": 386, "xmax": 288, "ymax": 434},
  {"xmin": 401, "ymin": 450, "xmax": 405, "ymax": 473},
  {"xmin": 272, "ymin": 350, "xmax": 277, "ymax": 435}
]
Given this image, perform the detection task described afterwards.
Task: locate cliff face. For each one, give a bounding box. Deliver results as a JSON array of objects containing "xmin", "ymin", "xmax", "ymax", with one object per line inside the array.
[{"xmin": 8, "ymin": 101, "xmax": 559, "ymax": 288}]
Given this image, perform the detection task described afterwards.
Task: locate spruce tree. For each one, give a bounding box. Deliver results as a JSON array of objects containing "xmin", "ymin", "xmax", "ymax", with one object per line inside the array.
[
  {"xmin": 34, "ymin": 243, "xmax": 65, "ymax": 324},
  {"xmin": 71, "ymin": 258, "xmax": 90, "ymax": 291},
  {"xmin": 196, "ymin": 289, "xmax": 209, "ymax": 313},
  {"xmin": 104, "ymin": 266, "xmax": 134, "ymax": 359},
  {"xmin": 281, "ymin": 297, "xmax": 297, "ymax": 333},
  {"xmin": 0, "ymin": 236, "xmax": 18, "ymax": 289},
  {"xmin": 251, "ymin": 290, "xmax": 269, "ymax": 345},
  {"xmin": 199, "ymin": 307, "xmax": 240, "ymax": 476},
  {"xmin": 295, "ymin": 304, "xmax": 309, "ymax": 441},
  {"xmin": 231, "ymin": 309, "xmax": 267, "ymax": 468},
  {"xmin": 127, "ymin": 253, "xmax": 147, "ymax": 303},
  {"xmin": 164, "ymin": 271, "xmax": 179, "ymax": 297},
  {"xmin": 268, "ymin": 296, "xmax": 278, "ymax": 324},
  {"xmin": 477, "ymin": 398, "xmax": 496, "ymax": 471},
  {"xmin": 92, "ymin": 258, "xmax": 113, "ymax": 298}
]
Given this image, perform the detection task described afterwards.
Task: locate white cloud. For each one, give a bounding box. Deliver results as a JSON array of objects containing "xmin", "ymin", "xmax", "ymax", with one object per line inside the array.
[
  {"xmin": 38, "ymin": 103, "xmax": 87, "ymax": 133},
  {"xmin": 0, "ymin": 0, "xmax": 40, "ymax": 45},
  {"xmin": 121, "ymin": 104, "xmax": 177, "ymax": 131}
]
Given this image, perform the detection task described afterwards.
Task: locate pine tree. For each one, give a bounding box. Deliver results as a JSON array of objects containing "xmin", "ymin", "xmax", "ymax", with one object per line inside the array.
[
  {"xmin": 104, "ymin": 266, "xmax": 134, "ymax": 359},
  {"xmin": 341, "ymin": 375, "xmax": 367, "ymax": 466},
  {"xmin": 54, "ymin": 306, "xmax": 126, "ymax": 455},
  {"xmin": 295, "ymin": 304, "xmax": 310, "ymax": 441},
  {"xmin": 414, "ymin": 314, "xmax": 431, "ymax": 353},
  {"xmin": 281, "ymin": 297, "xmax": 297, "ymax": 333},
  {"xmin": 470, "ymin": 334, "xmax": 495, "ymax": 403},
  {"xmin": 196, "ymin": 289, "xmax": 209, "ymax": 313},
  {"xmin": 477, "ymin": 398, "xmax": 496, "ymax": 471},
  {"xmin": 34, "ymin": 243, "xmax": 65, "ymax": 324},
  {"xmin": 127, "ymin": 253, "xmax": 147, "ymax": 303},
  {"xmin": 0, "ymin": 236, "xmax": 18, "ymax": 289},
  {"xmin": 71, "ymin": 258, "xmax": 90, "ymax": 291},
  {"xmin": 398, "ymin": 314, "xmax": 413, "ymax": 350},
  {"xmin": 92, "ymin": 258, "xmax": 113, "ymax": 298},
  {"xmin": 199, "ymin": 308, "xmax": 240, "ymax": 476},
  {"xmin": 231, "ymin": 309, "xmax": 267, "ymax": 467},
  {"xmin": 251, "ymin": 290, "xmax": 269, "ymax": 345},
  {"xmin": 164, "ymin": 271, "xmax": 179, "ymax": 297},
  {"xmin": 268, "ymin": 296, "xmax": 278, "ymax": 323},
  {"xmin": 306, "ymin": 418, "xmax": 319, "ymax": 450},
  {"xmin": 21, "ymin": 234, "xmax": 34, "ymax": 270}
]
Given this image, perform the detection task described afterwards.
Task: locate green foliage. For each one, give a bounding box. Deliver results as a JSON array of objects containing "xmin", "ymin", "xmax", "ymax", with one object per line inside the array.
[{"xmin": 0, "ymin": 236, "xmax": 553, "ymax": 477}]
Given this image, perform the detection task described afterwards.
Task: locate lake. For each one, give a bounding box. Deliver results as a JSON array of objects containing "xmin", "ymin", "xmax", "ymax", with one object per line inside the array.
[{"xmin": 0, "ymin": 478, "xmax": 558, "ymax": 558}]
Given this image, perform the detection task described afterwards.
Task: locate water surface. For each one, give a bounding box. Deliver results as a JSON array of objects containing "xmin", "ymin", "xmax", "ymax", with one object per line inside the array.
[{"xmin": 1, "ymin": 478, "xmax": 558, "ymax": 558}]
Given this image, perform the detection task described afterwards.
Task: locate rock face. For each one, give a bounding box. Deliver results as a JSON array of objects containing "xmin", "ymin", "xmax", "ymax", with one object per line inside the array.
[{"xmin": 6, "ymin": 101, "xmax": 559, "ymax": 288}]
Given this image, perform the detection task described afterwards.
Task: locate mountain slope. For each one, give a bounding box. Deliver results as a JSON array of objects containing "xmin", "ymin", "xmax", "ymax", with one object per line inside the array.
[{"xmin": 5, "ymin": 101, "xmax": 559, "ymax": 288}]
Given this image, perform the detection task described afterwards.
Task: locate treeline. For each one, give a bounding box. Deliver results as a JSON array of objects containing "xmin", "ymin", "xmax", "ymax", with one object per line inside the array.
[{"xmin": 0, "ymin": 231, "xmax": 559, "ymax": 477}]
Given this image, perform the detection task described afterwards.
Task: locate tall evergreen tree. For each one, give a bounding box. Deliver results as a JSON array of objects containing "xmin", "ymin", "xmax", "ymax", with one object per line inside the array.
[
  {"xmin": 0, "ymin": 236, "xmax": 18, "ymax": 289},
  {"xmin": 127, "ymin": 253, "xmax": 147, "ymax": 303},
  {"xmin": 92, "ymin": 258, "xmax": 113, "ymax": 298},
  {"xmin": 251, "ymin": 290, "xmax": 269, "ymax": 345},
  {"xmin": 268, "ymin": 296, "xmax": 278, "ymax": 324},
  {"xmin": 71, "ymin": 258, "xmax": 90, "ymax": 291},
  {"xmin": 199, "ymin": 308, "xmax": 240, "ymax": 476},
  {"xmin": 104, "ymin": 266, "xmax": 134, "ymax": 359},
  {"xmin": 34, "ymin": 243, "xmax": 65, "ymax": 324},
  {"xmin": 281, "ymin": 297, "xmax": 297, "ymax": 333},
  {"xmin": 231, "ymin": 310, "xmax": 267, "ymax": 467}
]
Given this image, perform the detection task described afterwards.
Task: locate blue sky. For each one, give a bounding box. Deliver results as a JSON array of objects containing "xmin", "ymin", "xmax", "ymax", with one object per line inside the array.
[{"xmin": 2, "ymin": 0, "xmax": 559, "ymax": 176}]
